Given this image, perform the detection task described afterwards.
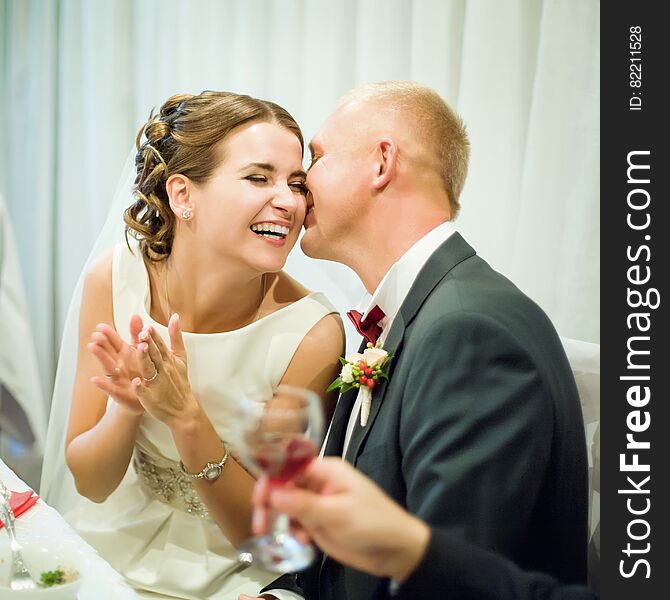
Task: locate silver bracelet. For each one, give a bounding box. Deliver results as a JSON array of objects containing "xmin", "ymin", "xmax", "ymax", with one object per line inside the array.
[{"xmin": 179, "ymin": 444, "xmax": 230, "ymax": 482}]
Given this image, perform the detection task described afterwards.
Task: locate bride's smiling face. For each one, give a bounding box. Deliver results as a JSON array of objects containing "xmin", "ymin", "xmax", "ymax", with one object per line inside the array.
[{"xmin": 186, "ymin": 121, "xmax": 307, "ymax": 272}]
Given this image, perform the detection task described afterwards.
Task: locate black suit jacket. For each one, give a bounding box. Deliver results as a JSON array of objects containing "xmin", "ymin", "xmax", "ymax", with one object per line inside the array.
[
  {"xmin": 394, "ymin": 529, "xmax": 598, "ymax": 600},
  {"xmin": 265, "ymin": 233, "xmax": 588, "ymax": 599}
]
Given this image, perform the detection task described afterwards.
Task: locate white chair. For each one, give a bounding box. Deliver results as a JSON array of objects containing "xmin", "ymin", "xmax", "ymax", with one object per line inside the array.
[{"xmin": 561, "ymin": 337, "xmax": 600, "ymax": 591}]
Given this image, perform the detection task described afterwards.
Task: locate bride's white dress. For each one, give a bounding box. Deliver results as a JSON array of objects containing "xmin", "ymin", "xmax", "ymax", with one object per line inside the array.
[{"xmin": 65, "ymin": 243, "xmax": 337, "ymax": 599}]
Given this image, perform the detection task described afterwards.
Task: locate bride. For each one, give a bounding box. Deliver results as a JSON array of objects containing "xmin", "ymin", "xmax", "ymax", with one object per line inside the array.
[{"xmin": 42, "ymin": 91, "xmax": 343, "ymax": 598}]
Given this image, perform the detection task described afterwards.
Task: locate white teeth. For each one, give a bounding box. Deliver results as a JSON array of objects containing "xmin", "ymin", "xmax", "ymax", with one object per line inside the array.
[{"xmin": 251, "ymin": 222, "xmax": 290, "ymax": 237}]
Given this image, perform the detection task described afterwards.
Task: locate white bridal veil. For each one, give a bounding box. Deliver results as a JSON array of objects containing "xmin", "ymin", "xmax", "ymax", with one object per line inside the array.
[{"xmin": 40, "ymin": 150, "xmax": 137, "ymax": 512}]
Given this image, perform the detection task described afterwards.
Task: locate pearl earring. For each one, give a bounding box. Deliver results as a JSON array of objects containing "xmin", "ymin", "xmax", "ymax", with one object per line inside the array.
[{"xmin": 182, "ymin": 209, "xmax": 191, "ymax": 220}]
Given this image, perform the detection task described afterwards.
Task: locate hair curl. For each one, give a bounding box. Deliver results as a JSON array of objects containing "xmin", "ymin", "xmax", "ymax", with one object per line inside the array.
[{"xmin": 124, "ymin": 91, "xmax": 304, "ymax": 261}]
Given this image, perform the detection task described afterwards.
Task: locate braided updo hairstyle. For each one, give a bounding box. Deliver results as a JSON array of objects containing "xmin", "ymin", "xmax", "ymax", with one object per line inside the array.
[{"xmin": 125, "ymin": 91, "xmax": 304, "ymax": 262}]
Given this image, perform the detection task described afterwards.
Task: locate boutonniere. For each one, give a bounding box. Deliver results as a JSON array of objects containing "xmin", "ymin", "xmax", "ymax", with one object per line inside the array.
[{"xmin": 327, "ymin": 342, "xmax": 393, "ymax": 426}]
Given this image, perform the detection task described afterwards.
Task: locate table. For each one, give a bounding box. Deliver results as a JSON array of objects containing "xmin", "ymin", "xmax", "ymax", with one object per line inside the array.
[{"xmin": 0, "ymin": 458, "xmax": 140, "ymax": 599}]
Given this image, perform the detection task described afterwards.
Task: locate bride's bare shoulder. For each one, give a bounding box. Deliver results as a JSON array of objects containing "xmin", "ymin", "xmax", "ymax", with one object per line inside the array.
[
  {"xmin": 84, "ymin": 247, "xmax": 115, "ymax": 292},
  {"xmin": 79, "ymin": 247, "xmax": 116, "ymax": 326}
]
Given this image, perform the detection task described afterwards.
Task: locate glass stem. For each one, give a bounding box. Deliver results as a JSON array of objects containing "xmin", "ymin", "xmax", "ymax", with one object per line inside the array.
[{"xmin": 271, "ymin": 511, "xmax": 291, "ymax": 540}]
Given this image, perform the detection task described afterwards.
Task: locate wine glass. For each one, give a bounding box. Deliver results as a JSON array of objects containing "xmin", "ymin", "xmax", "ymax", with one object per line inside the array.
[{"xmin": 235, "ymin": 385, "xmax": 324, "ymax": 572}]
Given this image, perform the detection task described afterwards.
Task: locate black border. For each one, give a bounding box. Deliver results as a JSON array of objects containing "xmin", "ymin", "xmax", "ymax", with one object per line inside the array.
[{"xmin": 601, "ymin": 4, "xmax": 670, "ymax": 598}]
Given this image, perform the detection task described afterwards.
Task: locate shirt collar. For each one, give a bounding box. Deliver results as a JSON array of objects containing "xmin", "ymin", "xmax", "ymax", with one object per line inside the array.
[{"xmin": 359, "ymin": 221, "xmax": 457, "ymax": 326}]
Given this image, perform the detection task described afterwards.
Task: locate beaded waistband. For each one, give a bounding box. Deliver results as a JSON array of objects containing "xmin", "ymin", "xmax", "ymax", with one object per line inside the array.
[{"xmin": 133, "ymin": 448, "xmax": 209, "ymax": 517}]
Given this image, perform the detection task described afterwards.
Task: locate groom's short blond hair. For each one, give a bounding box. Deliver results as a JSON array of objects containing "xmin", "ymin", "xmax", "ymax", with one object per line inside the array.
[{"xmin": 340, "ymin": 81, "xmax": 469, "ymax": 217}]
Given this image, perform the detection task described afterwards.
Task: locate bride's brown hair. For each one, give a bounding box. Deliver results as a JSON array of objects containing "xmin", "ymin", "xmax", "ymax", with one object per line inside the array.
[{"xmin": 124, "ymin": 91, "xmax": 304, "ymax": 261}]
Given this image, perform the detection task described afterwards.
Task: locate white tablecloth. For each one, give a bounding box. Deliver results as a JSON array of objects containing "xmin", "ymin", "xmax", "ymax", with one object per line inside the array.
[{"xmin": 0, "ymin": 458, "xmax": 140, "ymax": 599}]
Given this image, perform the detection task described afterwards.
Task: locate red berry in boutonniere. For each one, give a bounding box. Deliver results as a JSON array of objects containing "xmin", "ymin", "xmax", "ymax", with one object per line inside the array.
[{"xmin": 326, "ymin": 342, "xmax": 394, "ymax": 428}]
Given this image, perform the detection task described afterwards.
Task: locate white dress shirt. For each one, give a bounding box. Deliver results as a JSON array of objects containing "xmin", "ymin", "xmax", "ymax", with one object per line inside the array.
[{"xmin": 267, "ymin": 221, "xmax": 457, "ymax": 600}]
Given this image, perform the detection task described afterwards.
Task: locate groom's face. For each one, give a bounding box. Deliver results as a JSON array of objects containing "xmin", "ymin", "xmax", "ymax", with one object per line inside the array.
[{"xmin": 301, "ymin": 104, "xmax": 370, "ymax": 260}]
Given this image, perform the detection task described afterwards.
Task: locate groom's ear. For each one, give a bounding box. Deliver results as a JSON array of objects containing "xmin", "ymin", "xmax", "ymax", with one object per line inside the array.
[
  {"xmin": 372, "ymin": 138, "xmax": 398, "ymax": 191},
  {"xmin": 166, "ymin": 174, "xmax": 193, "ymax": 218}
]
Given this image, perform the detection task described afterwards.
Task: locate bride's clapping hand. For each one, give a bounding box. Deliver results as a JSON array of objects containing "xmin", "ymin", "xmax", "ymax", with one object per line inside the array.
[
  {"xmin": 132, "ymin": 314, "xmax": 198, "ymax": 427},
  {"xmin": 88, "ymin": 314, "xmax": 145, "ymax": 415}
]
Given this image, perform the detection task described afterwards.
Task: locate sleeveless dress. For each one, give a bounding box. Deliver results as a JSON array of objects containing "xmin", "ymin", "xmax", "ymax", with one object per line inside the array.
[{"xmin": 66, "ymin": 243, "xmax": 338, "ymax": 599}]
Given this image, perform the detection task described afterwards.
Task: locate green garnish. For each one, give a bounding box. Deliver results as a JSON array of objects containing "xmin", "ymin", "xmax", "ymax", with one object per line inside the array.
[
  {"xmin": 38, "ymin": 568, "xmax": 66, "ymax": 587},
  {"xmin": 37, "ymin": 566, "xmax": 79, "ymax": 588}
]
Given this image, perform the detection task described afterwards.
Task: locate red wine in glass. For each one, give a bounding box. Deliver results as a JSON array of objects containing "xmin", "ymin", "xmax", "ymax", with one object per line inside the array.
[{"xmin": 256, "ymin": 438, "xmax": 318, "ymax": 485}]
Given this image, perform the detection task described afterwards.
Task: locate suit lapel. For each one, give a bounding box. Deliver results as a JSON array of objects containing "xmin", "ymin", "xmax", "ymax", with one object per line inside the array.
[
  {"xmin": 323, "ymin": 388, "xmax": 357, "ymax": 457},
  {"xmin": 344, "ymin": 232, "xmax": 476, "ymax": 464},
  {"xmin": 344, "ymin": 313, "xmax": 405, "ymax": 463},
  {"xmin": 323, "ymin": 339, "xmax": 367, "ymax": 457}
]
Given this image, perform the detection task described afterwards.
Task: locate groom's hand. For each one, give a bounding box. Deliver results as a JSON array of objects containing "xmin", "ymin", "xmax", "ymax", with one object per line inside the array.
[{"xmin": 252, "ymin": 458, "xmax": 430, "ymax": 583}]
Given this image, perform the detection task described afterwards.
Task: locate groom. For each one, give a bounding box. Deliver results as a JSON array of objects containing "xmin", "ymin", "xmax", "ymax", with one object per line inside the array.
[{"xmin": 252, "ymin": 82, "xmax": 588, "ymax": 600}]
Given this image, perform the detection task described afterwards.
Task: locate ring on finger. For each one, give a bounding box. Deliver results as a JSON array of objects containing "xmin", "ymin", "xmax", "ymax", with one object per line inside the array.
[
  {"xmin": 143, "ymin": 367, "xmax": 159, "ymax": 383},
  {"xmin": 106, "ymin": 367, "xmax": 121, "ymax": 378}
]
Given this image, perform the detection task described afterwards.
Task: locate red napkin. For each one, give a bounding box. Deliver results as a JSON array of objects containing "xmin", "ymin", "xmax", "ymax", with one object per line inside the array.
[{"xmin": 0, "ymin": 490, "xmax": 39, "ymax": 528}]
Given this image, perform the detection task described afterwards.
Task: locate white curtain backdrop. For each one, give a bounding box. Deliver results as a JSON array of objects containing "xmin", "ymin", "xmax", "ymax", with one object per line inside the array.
[{"xmin": 1, "ymin": 0, "xmax": 599, "ymax": 412}]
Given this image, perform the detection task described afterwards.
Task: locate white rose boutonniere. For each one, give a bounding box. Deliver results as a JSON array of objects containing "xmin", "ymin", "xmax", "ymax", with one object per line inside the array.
[
  {"xmin": 340, "ymin": 363, "xmax": 355, "ymax": 384},
  {"xmin": 326, "ymin": 342, "xmax": 393, "ymax": 426}
]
